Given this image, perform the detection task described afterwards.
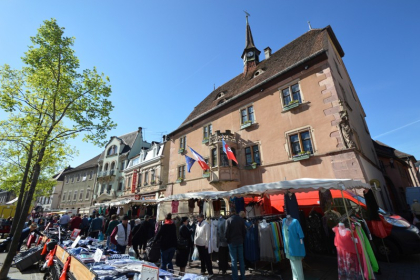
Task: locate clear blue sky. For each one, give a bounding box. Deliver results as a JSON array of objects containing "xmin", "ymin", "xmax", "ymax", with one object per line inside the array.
[{"xmin": 1, "ymin": 1, "xmax": 419, "ymax": 168}]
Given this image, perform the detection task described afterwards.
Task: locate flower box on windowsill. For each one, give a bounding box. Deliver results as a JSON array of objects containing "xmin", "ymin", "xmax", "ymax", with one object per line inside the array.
[
  {"xmin": 202, "ymin": 172, "xmax": 210, "ymax": 178},
  {"xmin": 292, "ymin": 153, "xmax": 311, "ymax": 161},
  {"xmin": 202, "ymin": 138, "xmax": 209, "ymax": 144},
  {"xmin": 151, "ymin": 181, "xmax": 156, "ymax": 185},
  {"xmin": 178, "ymin": 148, "xmax": 185, "ymax": 154},
  {"xmin": 244, "ymin": 162, "xmax": 258, "ymax": 170},
  {"xmin": 240, "ymin": 121, "xmax": 253, "ymax": 130},
  {"xmin": 283, "ymin": 101, "xmax": 300, "ymax": 112},
  {"xmin": 175, "ymin": 178, "xmax": 184, "ymax": 184}
]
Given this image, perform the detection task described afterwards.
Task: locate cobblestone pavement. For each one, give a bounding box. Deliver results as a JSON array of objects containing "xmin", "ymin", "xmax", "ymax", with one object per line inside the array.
[{"xmin": 0, "ymin": 252, "xmax": 44, "ymax": 280}]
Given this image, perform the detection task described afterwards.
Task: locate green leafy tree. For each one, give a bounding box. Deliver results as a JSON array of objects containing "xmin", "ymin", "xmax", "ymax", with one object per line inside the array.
[{"xmin": 0, "ymin": 18, "xmax": 116, "ymax": 279}]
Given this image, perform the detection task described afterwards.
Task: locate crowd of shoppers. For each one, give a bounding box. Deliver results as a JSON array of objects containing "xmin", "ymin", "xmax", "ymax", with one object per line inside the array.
[{"xmin": 22, "ymin": 208, "xmax": 256, "ymax": 279}]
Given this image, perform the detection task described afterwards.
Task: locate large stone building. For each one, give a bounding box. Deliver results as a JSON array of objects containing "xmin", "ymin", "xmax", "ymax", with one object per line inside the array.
[
  {"xmin": 93, "ymin": 128, "xmax": 151, "ymax": 204},
  {"xmin": 123, "ymin": 141, "xmax": 170, "ymax": 201},
  {"xmin": 165, "ymin": 20, "xmax": 391, "ymax": 213},
  {"xmin": 59, "ymin": 155, "xmax": 100, "ymax": 214}
]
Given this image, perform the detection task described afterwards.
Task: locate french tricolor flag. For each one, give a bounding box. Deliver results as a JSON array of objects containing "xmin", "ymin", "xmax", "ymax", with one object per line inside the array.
[
  {"xmin": 222, "ymin": 139, "xmax": 238, "ymax": 164},
  {"xmin": 189, "ymin": 147, "xmax": 210, "ymax": 171}
]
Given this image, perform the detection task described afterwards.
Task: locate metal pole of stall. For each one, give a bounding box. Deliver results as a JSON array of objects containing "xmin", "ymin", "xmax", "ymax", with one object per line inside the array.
[{"xmin": 340, "ymin": 188, "xmax": 365, "ymax": 280}]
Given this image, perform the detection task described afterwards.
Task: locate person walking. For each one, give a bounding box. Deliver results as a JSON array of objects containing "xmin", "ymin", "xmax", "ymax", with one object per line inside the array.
[
  {"xmin": 225, "ymin": 211, "xmax": 246, "ymax": 280},
  {"xmin": 80, "ymin": 215, "xmax": 90, "ymax": 236},
  {"xmin": 89, "ymin": 214, "xmax": 103, "ymax": 238},
  {"xmin": 110, "ymin": 215, "xmax": 132, "ymax": 254},
  {"xmin": 70, "ymin": 214, "xmax": 82, "ymax": 231},
  {"xmin": 59, "ymin": 212, "xmax": 70, "ymax": 230},
  {"xmin": 187, "ymin": 217, "xmax": 196, "ymax": 267},
  {"xmin": 194, "ymin": 214, "xmax": 213, "ymax": 278},
  {"xmin": 106, "ymin": 214, "xmax": 119, "ymax": 250},
  {"xmin": 218, "ymin": 215, "xmax": 229, "ymax": 274},
  {"xmin": 132, "ymin": 215, "xmax": 152, "ymax": 258},
  {"xmin": 155, "ymin": 213, "xmax": 177, "ymax": 271},
  {"xmin": 176, "ymin": 217, "xmax": 192, "ymax": 273}
]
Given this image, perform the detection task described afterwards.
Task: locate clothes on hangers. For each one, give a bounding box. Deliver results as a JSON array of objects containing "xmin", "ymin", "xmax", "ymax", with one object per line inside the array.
[
  {"xmin": 171, "ymin": 200, "xmax": 179, "ymax": 213},
  {"xmin": 333, "ymin": 225, "xmax": 363, "ymax": 280},
  {"xmin": 258, "ymin": 221, "xmax": 276, "ymax": 262},
  {"xmin": 244, "ymin": 221, "xmax": 259, "ymax": 263}
]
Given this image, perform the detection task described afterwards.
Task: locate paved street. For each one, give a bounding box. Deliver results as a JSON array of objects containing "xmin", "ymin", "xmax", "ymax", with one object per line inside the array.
[{"xmin": 1, "ymin": 249, "xmax": 419, "ymax": 279}]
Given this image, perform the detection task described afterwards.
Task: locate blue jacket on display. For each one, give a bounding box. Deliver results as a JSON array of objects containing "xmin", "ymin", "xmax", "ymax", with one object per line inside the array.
[{"xmin": 282, "ymin": 218, "xmax": 306, "ymax": 257}]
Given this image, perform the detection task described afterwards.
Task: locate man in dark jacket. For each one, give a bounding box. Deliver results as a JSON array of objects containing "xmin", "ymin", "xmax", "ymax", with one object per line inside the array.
[
  {"xmin": 132, "ymin": 215, "xmax": 152, "ymax": 258},
  {"xmin": 225, "ymin": 211, "xmax": 246, "ymax": 280},
  {"xmin": 89, "ymin": 214, "xmax": 103, "ymax": 238},
  {"xmin": 155, "ymin": 213, "xmax": 177, "ymax": 271}
]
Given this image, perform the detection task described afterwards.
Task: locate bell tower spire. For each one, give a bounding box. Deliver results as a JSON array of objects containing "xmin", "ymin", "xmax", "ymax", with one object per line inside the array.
[{"xmin": 241, "ymin": 12, "xmax": 260, "ymax": 75}]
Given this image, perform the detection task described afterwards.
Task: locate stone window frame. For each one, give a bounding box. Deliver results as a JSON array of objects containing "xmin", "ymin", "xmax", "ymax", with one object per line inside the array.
[
  {"xmin": 76, "ymin": 173, "xmax": 81, "ymax": 182},
  {"xmin": 279, "ymin": 80, "xmax": 305, "ymax": 108},
  {"xmin": 177, "ymin": 165, "xmax": 186, "ymax": 180},
  {"xmin": 73, "ymin": 190, "xmax": 78, "ymax": 201},
  {"xmin": 203, "ymin": 123, "xmax": 213, "ymax": 140},
  {"xmin": 68, "ymin": 191, "xmax": 72, "ymax": 201},
  {"xmin": 86, "ymin": 187, "xmax": 90, "ymax": 200},
  {"xmin": 239, "ymin": 103, "xmax": 256, "ymax": 125},
  {"xmin": 285, "ymin": 126, "xmax": 317, "ymax": 158},
  {"xmin": 244, "ymin": 144, "xmax": 261, "ymax": 166},
  {"xmin": 179, "ymin": 135, "xmax": 187, "ymax": 150},
  {"xmin": 107, "ymin": 145, "xmax": 118, "ymax": 156},
  {"xmin": 79, "ymin": 190, "xmax": 84, "ymax": 200},
  {"xmin": 62, "ymin": 192, "xmax": 67, "ymax": 201}
]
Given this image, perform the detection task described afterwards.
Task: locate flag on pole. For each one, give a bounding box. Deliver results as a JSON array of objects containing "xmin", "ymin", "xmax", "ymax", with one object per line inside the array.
[
  {"xmin": 222, "ymin": 139, "xmax": 238, "ymax": 164},
  {"xmin": 189, "ymin": 147, "xmax": 210, "ymax": 170},
  {"xmin": 185, "ymin": 155, "xmax": 196, "ymax": 173}
]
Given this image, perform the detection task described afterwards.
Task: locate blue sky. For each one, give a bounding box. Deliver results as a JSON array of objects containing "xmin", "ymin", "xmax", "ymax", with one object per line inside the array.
[{"xmin": 0, "ymin": 1, "xmax": 419, "ymax": 168}]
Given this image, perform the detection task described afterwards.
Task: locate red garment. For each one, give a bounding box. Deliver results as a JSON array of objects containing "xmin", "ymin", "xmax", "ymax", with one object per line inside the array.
[
  {"xmin": 70, "ymin": 216, "xmax": 82, "ymax": 231},
  {"xmin": 46, "ymin": 245, "xmax": 57, "ymax": 267},
  {"xmin": 164, "ymin": 219, "xmax": 174, "ymax": 225},
  {"xmin": 213, "ymin": 200, "xmax": 221, "ymax": 212},
  {"xmin": 333, "ymin": 226, "xmax": 362, "ymax": 279},
  {"xmin": 171, "ymin": 201, "xmax": 179, "ymax": 213}
]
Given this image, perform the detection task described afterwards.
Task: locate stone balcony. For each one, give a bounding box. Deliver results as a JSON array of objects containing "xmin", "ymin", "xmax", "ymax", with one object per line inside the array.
[{"xmin": 209, "ymin": 130, "xmax": 236, "ymax": 145}]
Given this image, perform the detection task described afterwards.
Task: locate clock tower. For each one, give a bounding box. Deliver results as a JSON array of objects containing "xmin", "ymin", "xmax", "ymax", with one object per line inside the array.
[{"xmin": 241, "ymin": 14, "xmax": 260, "ymax": 75}]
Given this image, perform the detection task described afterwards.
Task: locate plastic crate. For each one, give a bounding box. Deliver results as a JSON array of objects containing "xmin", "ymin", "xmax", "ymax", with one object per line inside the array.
[{"xmin": 15, "ymin": 246, "xmax": 43, "ymax": 272}]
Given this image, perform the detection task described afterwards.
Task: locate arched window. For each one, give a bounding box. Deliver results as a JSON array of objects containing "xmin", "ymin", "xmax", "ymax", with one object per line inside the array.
[
  {"xmin": 104, "ymin": 163, "xmax": 109, "ymax": 171},
  {"xmin": 110, "ymin": 162, "xmax": 116, "ymax": 170},
  {"xmin": 107, "ymin": 145, "xmax": 117, "ymax": 156}
]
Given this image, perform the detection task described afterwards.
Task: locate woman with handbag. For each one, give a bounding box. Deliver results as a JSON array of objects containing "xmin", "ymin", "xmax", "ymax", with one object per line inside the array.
[{"xmin": 176, "ymin": 217, "xmax": 192, "ymax": 272}]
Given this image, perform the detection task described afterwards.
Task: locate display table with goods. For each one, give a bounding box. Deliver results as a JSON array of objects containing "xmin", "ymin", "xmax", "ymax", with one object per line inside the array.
[{"xmin": 44, "ymin": 237, "xmax": 207, "ymax": 280}]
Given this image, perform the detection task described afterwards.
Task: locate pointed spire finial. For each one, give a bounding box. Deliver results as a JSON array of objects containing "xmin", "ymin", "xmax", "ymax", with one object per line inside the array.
[{"xmin": 307, "ymin": 21, "xmax": 312, "ymax": 31}]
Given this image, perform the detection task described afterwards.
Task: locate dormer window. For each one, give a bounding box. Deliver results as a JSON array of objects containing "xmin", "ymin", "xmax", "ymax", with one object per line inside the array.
[
  {"xmin": 107, "ymin": 145, "xmax": 117, "ymax": 156},
  {"xmin": 253, "ymin": 69, "xmax": 264, "ymax": 78},
  {"xmin": 215, "ymin": 92, "xmax": 225, "ymax": 100}
]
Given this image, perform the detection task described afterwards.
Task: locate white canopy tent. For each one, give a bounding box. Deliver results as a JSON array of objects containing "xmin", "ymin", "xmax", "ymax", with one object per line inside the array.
[
  {"xmin": 225, "ymin": 178, "xmax": 371, "ymax": 197},
  {"xmin": 5, "ymin": 197, "xmax": 18, "ymax": 205},
  {"xmin": 158, "ymin": 191, "xmax": 228, "ymax": 202}
]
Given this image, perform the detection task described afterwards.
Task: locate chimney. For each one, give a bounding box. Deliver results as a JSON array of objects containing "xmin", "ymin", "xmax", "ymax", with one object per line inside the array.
[{"xmin": 264, "ymin": 47, "xmax": 271, "ymax": 60}]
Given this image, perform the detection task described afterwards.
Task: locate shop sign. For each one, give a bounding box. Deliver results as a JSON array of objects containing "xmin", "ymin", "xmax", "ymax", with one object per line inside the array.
[
  {"xmin": 70, "ymin": 229, "xmax": 81, "ymax": 241},
  {"xmin": 140, "ymin": 264, "xmax": 159, "ymax": 280},
  {"xmin": 141, "ymin": 195, "xmax": 155, "ymax": 200},
  {"xmin": 132, "ymin": 172, "xmax": 138, "ymax": 193}
]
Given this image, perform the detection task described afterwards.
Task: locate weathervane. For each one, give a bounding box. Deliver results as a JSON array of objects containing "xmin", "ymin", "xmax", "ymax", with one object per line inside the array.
[{"xmin": 244, "ymin": 10, "xmax": 250, "ymax": 24}]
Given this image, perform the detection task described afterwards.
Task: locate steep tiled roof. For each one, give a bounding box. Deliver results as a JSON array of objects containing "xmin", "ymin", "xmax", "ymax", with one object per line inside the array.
[
  {"xmin": 99, "ymin": 130, "xmax": 141, "ymax": 160},
  {"xmin": 177, "ymin": 26, "xmax": 341, "ymax": 130},
  {"xmin": 65, "ymin": 154, "xmax": 101, "ymax": 174},
  {"xmin": 373, "ymin": 140, "xmax": 414, "ymax": 161}
]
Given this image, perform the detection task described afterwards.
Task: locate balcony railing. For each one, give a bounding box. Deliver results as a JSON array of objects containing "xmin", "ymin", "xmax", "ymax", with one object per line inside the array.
[
  {"xmin": 209, "ymin": 130, "xmax": 235, "ymax": 144},
  {"xmin": 97, "ymin": 170, "xmax": 116, "ymax": 178}
]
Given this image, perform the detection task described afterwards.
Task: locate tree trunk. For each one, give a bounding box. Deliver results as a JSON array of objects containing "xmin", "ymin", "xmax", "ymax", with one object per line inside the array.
[
  {"xmin": 9, "ymin": 140, "xmax": 35, "ymax": 237},
  {"xmin": 0, "ymin": 146, "xmax": 45, "ymax": 280}
]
